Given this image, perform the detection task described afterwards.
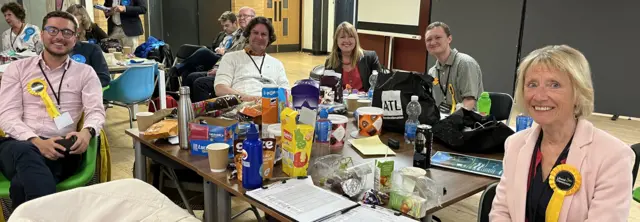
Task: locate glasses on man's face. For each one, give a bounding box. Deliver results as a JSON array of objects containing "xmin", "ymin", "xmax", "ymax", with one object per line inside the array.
[
  {"xmin": 239, "ymin": 14, "xmax": 254, "ymax": 19},
  {"xmin": 44, "ymin": 26, "xmax": 76, "ymax": 39}
]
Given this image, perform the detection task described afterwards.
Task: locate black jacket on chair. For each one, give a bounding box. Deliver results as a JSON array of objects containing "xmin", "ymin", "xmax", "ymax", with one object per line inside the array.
[
  {"xmin": 104, "ymin": 0, "xmax": 147, "ymax": 37},
  {"xmin": 324, "ymin": 50, "xmax": 381, "ymax": 90}
]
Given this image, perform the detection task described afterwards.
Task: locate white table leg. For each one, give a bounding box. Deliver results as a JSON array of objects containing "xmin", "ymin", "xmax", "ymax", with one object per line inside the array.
[{"xmin": 158, "ymin": 70, "xmax": 167, "ymax": 109}]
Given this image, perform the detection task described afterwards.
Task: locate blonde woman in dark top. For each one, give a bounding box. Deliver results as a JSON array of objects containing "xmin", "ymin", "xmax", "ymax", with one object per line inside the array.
[{"xmin": 67, "ymin": 4, "xmax": 108, "ymax": 43}]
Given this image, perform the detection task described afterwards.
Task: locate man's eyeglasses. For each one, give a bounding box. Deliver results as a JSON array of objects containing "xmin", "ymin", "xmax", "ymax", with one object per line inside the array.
[
  {"xmin": 239, "ymin": 14, "xmax": 255, "ymax": 19},
  {"xmin": 44, "ymin": 26, "xmax": 76, "ymax": 39}
]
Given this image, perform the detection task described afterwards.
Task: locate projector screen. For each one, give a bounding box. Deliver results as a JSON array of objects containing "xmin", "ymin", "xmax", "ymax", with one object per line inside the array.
[{"xmin": 357, "ymin": 0, "xmax": 422, "ymax": 39}]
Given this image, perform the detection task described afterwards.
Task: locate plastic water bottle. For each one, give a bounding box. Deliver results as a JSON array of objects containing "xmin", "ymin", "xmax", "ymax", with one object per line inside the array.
[
  {"xmin": 313, "ymin": 109, "xmax": 332, "ymax": 158},
  {"xmin": 242, "ymin": 124, "xmax": 263, "ymax": 190},
  {"xmin": 477, "ymin": 92, "xmax": 492, "ymax": 115},
  {"xmin": 368, "ymin": 70, "xmax": 378, "ymax": 100},
  {"xmin": 405, "ymin": 95, "xmax": 422, "ymax": 144}
]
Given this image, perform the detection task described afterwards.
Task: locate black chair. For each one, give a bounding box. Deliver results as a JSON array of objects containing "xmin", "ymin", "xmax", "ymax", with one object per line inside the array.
[
  {"xmin": 477, "ymin": 182, "xmax": 498, "ymax": 222},
  {"xmin": 309, "ymin": 64, "xmax": 325, "ymax": 81},
  {"xmin": 488, "ymin": 92, "xmax": 514, "ymax": 126},
  {"xmin": 631, "ymin": 143, "xmax": 640, "ymax": 185}
]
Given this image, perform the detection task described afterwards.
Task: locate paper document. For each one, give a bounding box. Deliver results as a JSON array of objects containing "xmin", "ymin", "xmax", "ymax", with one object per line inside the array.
[
  {"xmin": 349, "ymin": 135, "xmax": 396, "ymax": 156},
  {"xmin": 246, "ymin": 177, "xmax": 358, "ymax": 222},
  {"xmin": 323, "ymin": 204, "xmax": 417, "ymax": 222}
]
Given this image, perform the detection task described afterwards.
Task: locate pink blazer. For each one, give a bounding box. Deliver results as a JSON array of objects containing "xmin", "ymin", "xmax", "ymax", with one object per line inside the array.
[{"xmin": 490, "ymin": 119, "xmax": 634, "ymax": 222}]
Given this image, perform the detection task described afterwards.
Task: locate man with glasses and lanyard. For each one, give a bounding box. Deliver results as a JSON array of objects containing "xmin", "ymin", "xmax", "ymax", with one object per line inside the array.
[
  {"xmin": 425, "ymin": 21, "xmax": 484, "ymax": 113},
  {"xmin": 0, "ymin": 11, "xmax": 105, "ymax": 208}
]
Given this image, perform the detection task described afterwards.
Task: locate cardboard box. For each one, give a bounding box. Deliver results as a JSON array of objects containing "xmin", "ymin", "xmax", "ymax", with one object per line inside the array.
[
  {"xmin": 188, "ymin": 117, "xmax": 238, "ymax": 157},
  {"xmin": 291, "ymin": 79, "xmax": 319, "ymax": 111},
  {"xmin": 281, "ymin": 108, "xmax": 315, "ymax": 177}
]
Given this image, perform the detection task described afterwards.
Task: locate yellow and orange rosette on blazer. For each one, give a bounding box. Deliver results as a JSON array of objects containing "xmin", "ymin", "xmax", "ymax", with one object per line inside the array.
[
  {"xmin": 26, "ymin": 78, "xmax": 60, "ymax": 119},
  {"xmin": 546, "ymin": 164, "xmax": 581, "ymax": 222}
]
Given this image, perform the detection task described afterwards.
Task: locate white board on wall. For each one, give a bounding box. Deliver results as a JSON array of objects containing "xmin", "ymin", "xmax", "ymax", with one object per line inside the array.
[{"xmin": 356, "ymin": 0, "xmax": 422, "ymax": 39}]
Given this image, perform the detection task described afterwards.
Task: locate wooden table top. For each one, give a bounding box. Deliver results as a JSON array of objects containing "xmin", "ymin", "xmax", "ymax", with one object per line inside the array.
[{"xmin": 126, "ymin": 119, "xmax": 502, "ymax": 221}]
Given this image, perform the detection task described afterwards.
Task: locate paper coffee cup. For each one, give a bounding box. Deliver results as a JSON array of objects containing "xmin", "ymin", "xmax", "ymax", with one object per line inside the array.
[
  {"xmin": 347, "ymin": 94, "xmax": 359, "ymax": 112},
  {"xmin": 114, "ymin": 52, "xmax": 123, "ymax": 61},
  {"xmin": 108, "ymin": 48, "xmax": 116, "ymax": 53},
  {"xmin": 136, "ymin": 112, "xmax": 155, "ymax": 132},
  {"xmin": 357, "ymin": 99, "xmax": 371, "ymax": 109},
  {"xmin": 123, "ymin": 46, "xmax": 132, "ymax": 55},
  {"xmin": 207, "ymin": 143, "xmax": 230, "ymax": 173},
  {"xmin": 355, "ymin": 107, "xmax": 384, "ymax": 137},
  {"xmin": 328, "ymin": 114, "xmax": 349, "ymax": 152}
]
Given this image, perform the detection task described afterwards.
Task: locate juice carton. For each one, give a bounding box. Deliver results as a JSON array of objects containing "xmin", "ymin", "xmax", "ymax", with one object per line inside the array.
[
  {"xmin": 277, "ymin": 88, "xmax": 290, "ymax": 123},
  {"xmin": 281, "ymin": 108, "xmax": 315, "ymax": 177},
  {"xmin": 375, "ymin": 160, "xmax": 394, "ymax": 193},
  {"xmin": 188, "ymin": 117, "xmax": 237, "ymax": 157},
  {"xmin": 262, "ymin": 85, "xmax": 279, "ymax": 124}
]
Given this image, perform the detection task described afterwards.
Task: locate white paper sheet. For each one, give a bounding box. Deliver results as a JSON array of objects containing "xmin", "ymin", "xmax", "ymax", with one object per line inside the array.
[
  {"xmin": 246, "ymin": 177, "xmax": 358, "ymax": 222},
  {"xmin": 323, "ymin": 204, "xmax": 418, "ymax": 222}
]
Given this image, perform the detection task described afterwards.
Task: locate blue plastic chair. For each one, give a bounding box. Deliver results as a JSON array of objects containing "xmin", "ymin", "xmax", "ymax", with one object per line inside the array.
[{"xmin": 103, "ymin": 63, "xmax": 158, "ymax": 128}]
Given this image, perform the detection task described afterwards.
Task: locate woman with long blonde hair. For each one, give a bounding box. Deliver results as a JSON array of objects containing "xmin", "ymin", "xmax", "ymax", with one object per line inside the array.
[
  {"xmin": 325, "ymin": 22, "xmax": 380, "ymax": 92},
  {"xmin": 67, "ymin": 4, "xmax": 108, "ymax": 43}
]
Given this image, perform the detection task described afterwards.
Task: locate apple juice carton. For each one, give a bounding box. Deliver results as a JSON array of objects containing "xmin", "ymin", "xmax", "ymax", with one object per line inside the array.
[{"xmin": 281, "ymin": 107, "xmax": 315, "ymax": 177}]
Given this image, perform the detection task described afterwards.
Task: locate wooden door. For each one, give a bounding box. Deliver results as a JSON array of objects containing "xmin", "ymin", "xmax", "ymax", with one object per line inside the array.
[{"xmin": 265, "ymin": 0, "xmax": 300, "ymax": 52}]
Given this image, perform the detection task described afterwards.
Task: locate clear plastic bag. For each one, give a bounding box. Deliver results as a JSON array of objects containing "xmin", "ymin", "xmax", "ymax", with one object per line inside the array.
[{"xmin": 388, "ymin": 170, "xmax": 444, "ymax": 218}]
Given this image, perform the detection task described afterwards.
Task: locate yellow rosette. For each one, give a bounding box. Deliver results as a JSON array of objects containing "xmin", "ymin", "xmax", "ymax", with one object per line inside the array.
[
  {"xmin": 546, "ymin": 164, "xmax": 581, "ymax": 222},
  {"xmin": 27, "ymin": 78, "xmax": 60, "ymax": 119},
  {"xmin": 448, "ymin": 84, "xmax": 456, "ymax": 114}
]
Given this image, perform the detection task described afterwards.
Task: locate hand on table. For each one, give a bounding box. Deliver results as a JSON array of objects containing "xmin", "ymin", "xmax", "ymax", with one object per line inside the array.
[
  {"xmin": 30, "ymin": 137, "xmax": 65, "ymax": 160},
  {"xmin": 66, "ymin": 129, "xmax": 92, "ymax": 155},
  {"xmin": 215, "ymin": 48, "xmax": 225, "ymax": 55}
]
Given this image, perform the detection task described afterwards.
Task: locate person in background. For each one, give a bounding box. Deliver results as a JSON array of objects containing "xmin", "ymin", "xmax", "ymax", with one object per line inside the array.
[
  {"xmin": 1, "ymin": 2, "xmax": 41, "ymax": 53},
  {"xmin": 324, "ymin": 21, "xmax": 380, "ymax": 92},
  {"xmin": 0, "ymin": 11, "xmax": 105, "ymax": 209},
  {"xmin": 72, "ymin": 42, "xmax": 110, "ymax": 87},
  {"xmin": 213, "ymin": 16, "xmax": 289, "ymax": 102},
  {"xmin": 67, "ymin": 4, "xmax": 108, "ymax": 44},
  {"xmin": 169, "ymin": 7, "xmax": 254, "ymax": 85},
  {"xmin": 180, "ymin": 11, "xmax": 239, "ymax": 96},
  {"xmin": 425, "ymin": 21, "xmax": 483, "ymax": 112},
  {"xmin": 103, "ymin": 0, "xmax": 147, "ymax": 50},
  {"xmin": 490, "ymin": 45, "xmax": 633, "ymax": 222}
]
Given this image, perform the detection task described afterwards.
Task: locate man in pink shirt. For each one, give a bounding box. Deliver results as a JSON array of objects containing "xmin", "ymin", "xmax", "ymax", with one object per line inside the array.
[{"xmin": 0, "ymin": 11, "xmax": 105, "ymax": 208}]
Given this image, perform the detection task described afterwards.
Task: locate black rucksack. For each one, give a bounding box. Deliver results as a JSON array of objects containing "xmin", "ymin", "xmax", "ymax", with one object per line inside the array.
[{"xmin": 371, "ymin": 68, "xmax": 440, "ymax": 133}]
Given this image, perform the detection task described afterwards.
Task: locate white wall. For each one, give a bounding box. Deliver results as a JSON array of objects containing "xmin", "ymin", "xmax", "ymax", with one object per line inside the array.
[
  {"xmin": 23, "ymin": 0, "xmax": 46, "ymax": 28},
  {"xmin": 302, "ymin": 0, "xmax": 312, "ymax": 50},
  {"xmin": 302, "ymin": 0, "xmax": 335, "ymax": 52},
  {"xmin": 326, "ymin": 0, "xmax": 334, "ymax": 51}
]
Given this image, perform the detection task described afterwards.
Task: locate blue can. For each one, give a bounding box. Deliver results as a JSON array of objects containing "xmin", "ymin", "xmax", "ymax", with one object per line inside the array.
[{"xmin": 516, "ymin": 114, "xmax": 534, "ymax": 132}]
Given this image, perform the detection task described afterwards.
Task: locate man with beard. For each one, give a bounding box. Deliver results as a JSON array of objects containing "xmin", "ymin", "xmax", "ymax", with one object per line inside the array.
[{"xmin": 0, "ymin": 11, "xmax": 105, "ymax": 208}]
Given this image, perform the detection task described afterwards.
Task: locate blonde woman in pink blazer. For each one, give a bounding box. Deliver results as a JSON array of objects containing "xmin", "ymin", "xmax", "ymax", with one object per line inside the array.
[{"xmin": 489, "ymin": 45, "xmax": 634, "ymax": 222}]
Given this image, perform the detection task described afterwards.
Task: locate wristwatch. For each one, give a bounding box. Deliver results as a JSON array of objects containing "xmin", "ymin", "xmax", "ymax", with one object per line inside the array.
[{"xmin": 85, "ymin": 127, "xmax": 96, "ymax": 137}]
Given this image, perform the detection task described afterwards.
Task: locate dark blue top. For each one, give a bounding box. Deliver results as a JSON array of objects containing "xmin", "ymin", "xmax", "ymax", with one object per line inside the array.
[{"xmin": 72, "ymin": 42, "xmax": 110, "ymax": 87}]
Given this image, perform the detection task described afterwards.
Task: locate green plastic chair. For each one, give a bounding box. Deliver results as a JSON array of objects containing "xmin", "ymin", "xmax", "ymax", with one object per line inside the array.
[
  {"xmin": 634, "ymin": 187, "xmax": 640, "ymax": 203},
  {"xmin": 0, "ymin": 137, "xmax": 98, "ymax": 197}
]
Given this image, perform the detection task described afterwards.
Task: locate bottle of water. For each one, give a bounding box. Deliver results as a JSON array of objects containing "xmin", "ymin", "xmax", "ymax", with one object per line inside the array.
[
  {"xmin": 368, "ymin": 70, "xmax": 378, "ymax": 100},
  {"xmin": 405, "ymin": 95, "xmax": 422, "ymax": 144}
]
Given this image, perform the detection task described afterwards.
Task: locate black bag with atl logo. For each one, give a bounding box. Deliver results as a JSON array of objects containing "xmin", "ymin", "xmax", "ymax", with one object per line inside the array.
[{"xmin": 371, "ymin": 68, "xmax": 440, "ymax": 133}]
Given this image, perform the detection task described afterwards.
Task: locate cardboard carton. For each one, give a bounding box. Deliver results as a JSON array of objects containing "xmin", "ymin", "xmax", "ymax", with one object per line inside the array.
[
  {"xmin": 188, "ymin": 117, "xmax": 238, "ymax": 157},
  {"xmin": 281, "ymin": 108, "xmax": 315, "ymax": 177}
]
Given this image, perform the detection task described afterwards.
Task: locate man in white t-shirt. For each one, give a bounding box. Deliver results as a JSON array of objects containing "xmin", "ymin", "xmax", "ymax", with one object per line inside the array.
[{"xmin": 213, "ymin": 16, "xmax": 289, "ymax": 102}]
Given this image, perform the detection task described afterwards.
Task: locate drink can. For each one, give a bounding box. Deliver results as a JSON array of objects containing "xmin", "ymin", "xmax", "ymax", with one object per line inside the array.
[
  {"xmin": 414, "ymin": 124, "xmax": 433, "ymax": 168},
  {"xmin": 516, "ymin": 114, "xmax": 534, "ymax": 132}
]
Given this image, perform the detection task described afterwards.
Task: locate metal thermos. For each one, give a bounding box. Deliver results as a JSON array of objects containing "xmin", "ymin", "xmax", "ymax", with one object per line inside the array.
[{"xmin": 178, "ymin": 86, "xmax": 195, "ymax": 150}]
